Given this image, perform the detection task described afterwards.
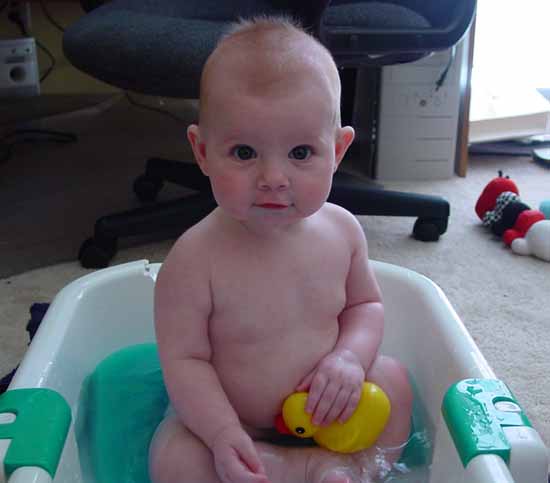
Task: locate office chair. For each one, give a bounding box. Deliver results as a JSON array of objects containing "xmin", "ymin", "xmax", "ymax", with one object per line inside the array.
[{"xmin": 63, "ymin": 0, "xmax": 476, "ymax": 268}]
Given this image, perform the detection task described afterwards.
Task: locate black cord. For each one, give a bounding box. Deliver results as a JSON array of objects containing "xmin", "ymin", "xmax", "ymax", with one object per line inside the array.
[
  {"xmin": 35, "ymin": 38, "xmax": 56, "ymax": 82},
  {"xmin": 39, "ymin": 0, "xmax": 65, "ymax": 32},
  {"xmin": 0, "ymin": 129, "xmax": 78, "ymax": 164},
  {"xmin": 435, "ymin": 46, "xmax": 456, "ymax": 91}
]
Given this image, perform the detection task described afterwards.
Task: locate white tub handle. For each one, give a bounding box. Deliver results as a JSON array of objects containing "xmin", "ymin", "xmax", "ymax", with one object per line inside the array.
[{"xmin": 6, "ymin": 467, "xmax": 52, "ymax": 483}]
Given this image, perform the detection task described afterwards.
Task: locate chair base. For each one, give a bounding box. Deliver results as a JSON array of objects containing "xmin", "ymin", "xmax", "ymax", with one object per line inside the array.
[{"xmin": 78, "ymin": 159, "xmax": 449, "ymax": 268}]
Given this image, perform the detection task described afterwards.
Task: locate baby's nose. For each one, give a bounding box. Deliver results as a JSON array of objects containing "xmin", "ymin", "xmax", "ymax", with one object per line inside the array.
[{"xmin": 258, "ymin": 161, "xmax": 289, "ymax": 190}]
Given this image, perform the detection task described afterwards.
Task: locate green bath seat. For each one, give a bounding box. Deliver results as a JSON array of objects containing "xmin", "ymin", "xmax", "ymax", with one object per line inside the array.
[
  {"xmin": 77, "ymin": 344, "xmax": 430, "ymax": 483},
  {"xmin": 76, "ymin": 344, "xmax": 169, "ymax": 483}
]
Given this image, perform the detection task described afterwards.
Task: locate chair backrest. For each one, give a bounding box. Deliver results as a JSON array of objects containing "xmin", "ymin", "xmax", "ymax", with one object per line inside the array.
[{"xmin": 66, "ymin": 0, "xmax": 476, "ymax": 97}]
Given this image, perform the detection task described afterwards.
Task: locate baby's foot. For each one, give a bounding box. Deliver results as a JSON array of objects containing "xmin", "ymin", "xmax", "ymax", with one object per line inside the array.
[
  {"xmin": 305, "ymin": 452, "xmax": 357, "ymax": 483},
  {"xmin": 318, "ymin": 468, "xmax": 353, "ymax": 483}
]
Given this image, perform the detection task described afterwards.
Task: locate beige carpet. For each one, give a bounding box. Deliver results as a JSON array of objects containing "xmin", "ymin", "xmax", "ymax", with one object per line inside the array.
[{"xmin": 1, "ymin": 96, "xmax": 549, "ymax": 453}]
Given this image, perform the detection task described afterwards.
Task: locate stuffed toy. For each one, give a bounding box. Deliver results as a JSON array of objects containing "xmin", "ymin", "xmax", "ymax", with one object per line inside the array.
[
  {"xmin": 511, "ymin": 220, "xmax": 550, "ymax": 262},
  {"xmin": 476, "ymin": 172, "xmax": 550, "ymax": 262},
  {"xmin": 482, "ymin": 192, "xmax": 530, "ymax": 236},
  {"xmin": 491, "ymin": 199, "xmax": 532, "ymax": 237},
  {"xmin": 540, "ymin": 200, "xmax": 550, "ymax": 219},
  {"xmin": 503, "ymin": 210, "xmax": 546, "ymax": 246},
  {"xmin": 475, "ymin": 171, "xmax": 519, "ymax": 220}
]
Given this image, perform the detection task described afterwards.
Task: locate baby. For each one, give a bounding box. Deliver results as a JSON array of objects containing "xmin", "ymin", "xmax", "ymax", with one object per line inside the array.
[{"xmin": 149, "ymin": 16, "xmax": 412, "ymax": 483}]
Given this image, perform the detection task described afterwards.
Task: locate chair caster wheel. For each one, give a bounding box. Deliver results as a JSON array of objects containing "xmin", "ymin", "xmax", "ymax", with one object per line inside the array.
[
  {"xmin": 79, "ymin": 237, "xmax": 117, "ymax": 268},
  {"xmin": 413, "ymin": 217, "xmax": 447, "ymax": 242},
  {"xmin": 133, "ymin": 174, "xmax": 163, "ymax": 202}
]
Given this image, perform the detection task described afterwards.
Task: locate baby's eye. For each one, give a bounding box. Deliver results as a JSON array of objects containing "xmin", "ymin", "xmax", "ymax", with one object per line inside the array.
[
  {"xmin": 231, "ymin": 145, "xmax": 257, "ymax": 161},
  {"xmin": 289, "ymin": 145, "xmax": 312, "ymax": 160}
]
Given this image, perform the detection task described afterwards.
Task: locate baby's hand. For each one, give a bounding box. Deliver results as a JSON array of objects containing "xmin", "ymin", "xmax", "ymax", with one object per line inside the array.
[
  {"xmin": 296, "ymin": 349, "xmax": 364, "ymax": 426},
  {"xmin": 211, "ymin": 425, "xmax": 270, "ymax": 483}
]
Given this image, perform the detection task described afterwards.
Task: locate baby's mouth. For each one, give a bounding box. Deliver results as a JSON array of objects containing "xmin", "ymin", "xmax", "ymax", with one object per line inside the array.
[{"xmin": 256, "ymin": 203, "xmax": 289, "ymax": 210}]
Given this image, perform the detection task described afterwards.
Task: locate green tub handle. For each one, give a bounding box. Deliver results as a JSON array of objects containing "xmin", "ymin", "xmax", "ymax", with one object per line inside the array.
[
  {"xmin": 442, "ymin": 378, "xmax": 531, "ymax": 468},
  {"xmin": 0, "ymin": 388, "xmax": 71, "ymax": 480}
]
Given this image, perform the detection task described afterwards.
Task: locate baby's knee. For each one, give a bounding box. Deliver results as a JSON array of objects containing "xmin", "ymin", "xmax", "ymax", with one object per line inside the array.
[
  {"xmin": 149, "ymin": 417, "xmax": 179, "ymax": 482},
  {"xmin": 149, "ymin": 417, "xmax": 214, "ymax": 483},
  {"xmin": 370, "ymin": 355, "xmax": 413, "ymax": 411}
]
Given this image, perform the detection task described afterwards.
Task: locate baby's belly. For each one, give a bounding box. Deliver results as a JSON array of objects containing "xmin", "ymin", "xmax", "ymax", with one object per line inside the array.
[{"xmin": 212, "ymin": 329, "xmax": 338, "ymax": 429}]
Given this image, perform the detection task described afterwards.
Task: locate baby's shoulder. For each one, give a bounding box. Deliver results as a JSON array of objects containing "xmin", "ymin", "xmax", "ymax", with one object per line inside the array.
[
  {"xmin": 320, "ymin": 203, "xmax": 364, "ymax": 234},
  {"xmin": 163, "ymin": 213, "xmax": 218, "ymax": 267},
  {"xmin": 316, "ymin": 203, "xmax": 368, "ymax": 254}
]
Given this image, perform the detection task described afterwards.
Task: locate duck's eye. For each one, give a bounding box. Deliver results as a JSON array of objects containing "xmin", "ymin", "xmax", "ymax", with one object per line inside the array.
[
  {"xmin": 295, "ymin": 427, "xmax": 305, "ymax": 435},
  {"xmin": 232, "ymin": 145, "xmax": 256, "ymax": 161},
  {"xmin": 289, "ymin": 145, "xmax": 312, "ymax": 160}
]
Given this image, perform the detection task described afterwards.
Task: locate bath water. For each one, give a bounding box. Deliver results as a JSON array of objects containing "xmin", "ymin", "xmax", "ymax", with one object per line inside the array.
[{"xmin": 74, "ymin": 344, "xmax": 434, "ymax": 482}]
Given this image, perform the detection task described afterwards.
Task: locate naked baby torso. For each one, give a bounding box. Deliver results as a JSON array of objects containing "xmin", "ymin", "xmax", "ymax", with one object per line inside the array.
[{"xmin": 206, "ymin": 213, "xmax": 352, "ymax": 429}]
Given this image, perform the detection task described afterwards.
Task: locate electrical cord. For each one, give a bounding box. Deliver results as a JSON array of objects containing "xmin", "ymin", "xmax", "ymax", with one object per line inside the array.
[
  {"xmin": 39, "ymin": 0, "xmax": 65, "ymax": 32},
  {"xmin": 435, "ymin": 45, "xmax": 457, "ymax": 91},
  {"xmin": 0, "ymin": 129, "xmax": 78, "ymax": 164},
  {"xmin": 36, "ymin": 38, "xmax": 56, "ymax": 82}
]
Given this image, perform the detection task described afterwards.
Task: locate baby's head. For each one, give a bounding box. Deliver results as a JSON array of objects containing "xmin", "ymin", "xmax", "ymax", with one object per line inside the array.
[
  {"xmin": 188, "ymin": 16, "xmax": 354, "ymax": 230},
  {"xmin": 199, "ymin": 16, "xmax": 342, "ymax": 129}
]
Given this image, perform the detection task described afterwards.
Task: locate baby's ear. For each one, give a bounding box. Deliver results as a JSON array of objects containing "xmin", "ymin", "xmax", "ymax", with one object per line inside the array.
[
  {"xmin": 187, "ymin": 124, "xmax": 209, "ymax": 176},
  {"xmin": 334, "ymin": 126, "xmax": 355, "ymax": 169}
]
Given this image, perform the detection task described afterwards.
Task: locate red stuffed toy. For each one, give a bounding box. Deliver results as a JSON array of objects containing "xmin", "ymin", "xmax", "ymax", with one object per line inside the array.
[
  {"xmin": 476, "ymin": 172, "xmax": 550, "ymax": 262},
  {"xmin": 503, "ymin": 210, "xmax": 546, "ymax": 246},
  {"xmin": 475, "ymin": 171, "xmax": 519, "ymax": 220}
]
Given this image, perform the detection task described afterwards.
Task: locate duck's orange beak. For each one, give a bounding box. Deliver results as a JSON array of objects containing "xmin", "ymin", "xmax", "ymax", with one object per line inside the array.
[{"xmin": 274, "ymin": 414, "xmax": 292, "ymax": 435}]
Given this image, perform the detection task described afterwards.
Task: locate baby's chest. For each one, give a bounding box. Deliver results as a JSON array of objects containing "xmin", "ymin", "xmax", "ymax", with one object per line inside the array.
[{"xmin": 210, "ymin": 251, "xmax": 349, "ymax": 339}]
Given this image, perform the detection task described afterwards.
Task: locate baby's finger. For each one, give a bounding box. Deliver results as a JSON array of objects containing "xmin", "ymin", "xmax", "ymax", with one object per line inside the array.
[
  {"xmin": 237, "ymin": 439, "xmax": 268, "ymax": 477},
  {"xmin": 322, "ymin": 387, "xmax": 350, "ymax": 426},
  {"xmin": 295, "ymin": 369, "xmax": 316, "ymax": 392},
  {"xmin": 223, "ymin": 456, "xmax": 269, "ymax": 483},
  {"xmin": 305, "ymin": 373, "xmax": 327, "ymax": 414},
  {"xmin": 339, "ymin": 387, "xmax": 362, "ymax": 422},
  {"xmin": 225, "ymin": 464, "xmax": 270, "ymax": 483},
  {"xmin": 312, "ymin": 380, "xmax": 340, "ymax": 425}
]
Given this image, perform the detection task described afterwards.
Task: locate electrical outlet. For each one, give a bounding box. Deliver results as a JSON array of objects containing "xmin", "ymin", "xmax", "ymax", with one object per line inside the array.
[{"xmin": 0, "ymin": 38, "xmax": 40, "ymax": 97}]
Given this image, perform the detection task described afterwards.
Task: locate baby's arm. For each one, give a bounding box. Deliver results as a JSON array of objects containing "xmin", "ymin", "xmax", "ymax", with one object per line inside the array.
[
  {"xmin": 155, "ymin": 235, "xmax": 269, "ymax": 483},
  {"xmin": 332, "ymin": 215, "xmax": 383, "ymax": 374},
  {"xmin": 297, "ymin": 212, "xmax": 383, "ymax": 426}
]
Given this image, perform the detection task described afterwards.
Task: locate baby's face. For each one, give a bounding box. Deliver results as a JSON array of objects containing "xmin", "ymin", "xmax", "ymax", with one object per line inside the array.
[{"xmin": 189, "ymin": 79, "xmax": 353, "ymax": 232}]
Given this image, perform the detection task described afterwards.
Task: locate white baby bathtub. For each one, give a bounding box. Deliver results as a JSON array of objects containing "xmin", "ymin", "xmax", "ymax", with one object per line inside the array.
[{"xmin": 1, "ymin": 260, "xmax": 548, "ymax": 483}]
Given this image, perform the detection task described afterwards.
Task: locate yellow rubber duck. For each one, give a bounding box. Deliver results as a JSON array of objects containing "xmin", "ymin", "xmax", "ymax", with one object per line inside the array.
[{"xmin": 274, "ymin": 382, "xmax": 390, "ymax": 453}]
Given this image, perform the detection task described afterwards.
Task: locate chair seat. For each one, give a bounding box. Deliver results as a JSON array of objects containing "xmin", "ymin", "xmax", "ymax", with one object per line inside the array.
[{"xmin": 325, "ymin": 2, "xmax": 430, "ymax": 29}]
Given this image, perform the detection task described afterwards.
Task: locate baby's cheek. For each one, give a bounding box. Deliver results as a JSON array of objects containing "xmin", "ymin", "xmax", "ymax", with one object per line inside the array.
[
  {"xmin": 211, "ymin": 174, "xmax": 251, "ymax": 210},
  {"xmin": 212, "ymin": 172, "xmax": 239, "ymax": 195},
  {"xmin": 301, "ymin": 177, "xmax": 332, "ymax": 208}
]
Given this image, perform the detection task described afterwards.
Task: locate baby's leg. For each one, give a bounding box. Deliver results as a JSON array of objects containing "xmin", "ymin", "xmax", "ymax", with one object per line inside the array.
[
  {"xmin": 304, "ymin": 355, "xmax": 413, "ymax": 482},
  {"xmin": 356, "ymin": 355, "xmax": 414, "ymax": 478},
  {"xmin": 366, "ymin": 355, "xmax": 413, "ymax": 455},
  {"xmin": 149, "ymin": 357, "xmax": 412, "ymax": 483},
  {"xmin": 148, "ymin": 415, "xmax": 353, "ymax": 483},
  {"xmin": 148, "ymin": 415, "xmax": 220, "ymax": 483}
]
